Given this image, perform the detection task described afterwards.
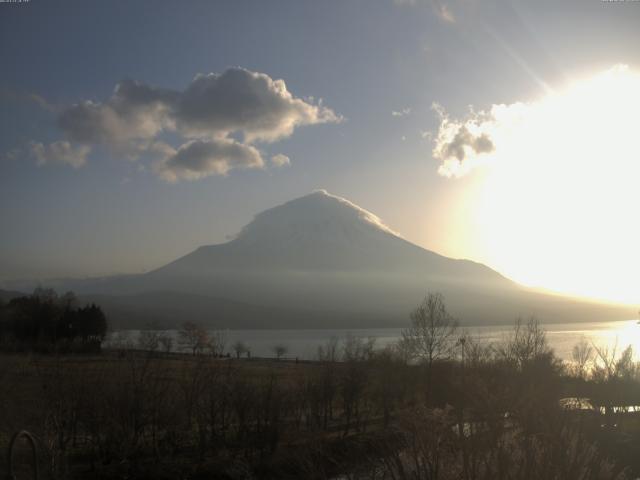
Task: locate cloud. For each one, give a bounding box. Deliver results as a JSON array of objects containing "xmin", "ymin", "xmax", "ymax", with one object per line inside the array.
[
  {"xmin": 0, "ymin": 87, "xmax": 56, "ymax": 112},
  {"xmin": 0, "ymin": 147, "xmax": 22, "ymax": 163},
  {"xmin": 29, "ymin": 141, "xmax": 91, "ymax": 168},
  {"xmin": 434, "ymin": 1, "xmax": 455, "ymax": 23},
  {"xmin": 431, "ymin": 104, "xmax": 496, "ymax": 177},
  {"xmin": 18, "ymin": 68, "xmax": 340, "ymax": 181},
  {"xmin": 391, "ymin": 107, "xmax": 411, "ymax": 117},
  {"xmin": 174, "ymin": 69, "xmax": 341, "ymax": 142},
  {"xmin": 270, "ymin": 153, "xmax": 291, "ymax": 167},
  {"xmin": 156, "ymin": 139, "xmax": 264, "ymax": 182},
  {"xmin": 57, "ymin": 79, "xmax": 177, "ymax": 150},
  {"xmin": 436, "ymin": 125, "xmax": 494, "ymax": 161},
  {"xmin": 57, "ymin": 68, "xmax": 339, "ymax": 149},
  {"xmin": 431, "ymin": 64, "xmax": 640, "ymax": 178},
  {"xmin": 393, "ymin": 0, "xmax": 455, "ymax": 23}
]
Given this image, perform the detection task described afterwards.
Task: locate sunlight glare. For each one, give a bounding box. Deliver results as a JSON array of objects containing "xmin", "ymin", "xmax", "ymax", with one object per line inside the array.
[{"xmin": 467, "ymin": 65, "xmax": 640, "ymax": 304}]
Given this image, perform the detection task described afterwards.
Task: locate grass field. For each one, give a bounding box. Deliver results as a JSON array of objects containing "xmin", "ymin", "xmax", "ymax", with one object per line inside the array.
[{"xmin": 1, "ymin": 339, "xmax": 639, "ymax": 479}]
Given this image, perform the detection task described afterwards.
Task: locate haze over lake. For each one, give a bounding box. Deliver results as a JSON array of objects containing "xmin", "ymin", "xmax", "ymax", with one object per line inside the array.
[{"xmin": 109, "ymin": 319, "xmax": 640, "ymax": 361}]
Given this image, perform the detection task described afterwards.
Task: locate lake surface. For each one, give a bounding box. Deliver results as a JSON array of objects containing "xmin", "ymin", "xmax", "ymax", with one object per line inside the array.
[{"xmin": 108, "ymin": 319, "xmax": 640, "ymax": 361}]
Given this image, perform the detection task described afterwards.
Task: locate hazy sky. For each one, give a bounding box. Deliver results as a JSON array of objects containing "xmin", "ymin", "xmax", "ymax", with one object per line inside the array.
[{"xmin": 1, "ymin": 0, "xmax": 640, "ymax": 303}]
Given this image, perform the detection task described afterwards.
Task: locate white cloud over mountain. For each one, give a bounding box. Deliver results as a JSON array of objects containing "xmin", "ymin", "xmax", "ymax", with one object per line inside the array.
[
  {"xmin": 173, "ymin": 69, "xmax": 339, "ymax": 142},
  {"xmin": 22, "ymin": 68, "xmax": 340, "ymax": 181}
]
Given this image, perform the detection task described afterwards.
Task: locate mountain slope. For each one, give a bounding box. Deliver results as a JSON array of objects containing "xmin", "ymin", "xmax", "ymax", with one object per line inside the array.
[
  {"xmin": 155, "ymin": 190, "xmax": 508, "ymax": 283},
  {"xmin": 0, "ymin": 289, "xmax": 25, "ymax": 302},
  {"xmin": 69, "ymin": 190, "xmax": 634, "ymax": 327}
]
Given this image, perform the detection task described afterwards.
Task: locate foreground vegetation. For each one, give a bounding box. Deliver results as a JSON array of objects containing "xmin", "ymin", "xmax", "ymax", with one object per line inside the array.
[{"xmin": 1, "ymin": 292, "xmax": 640, "ymax": 479}]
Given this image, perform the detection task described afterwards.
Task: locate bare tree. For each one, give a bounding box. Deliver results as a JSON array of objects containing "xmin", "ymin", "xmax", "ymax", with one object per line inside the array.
[
  {"xmin": 340, "ymin": 341, "xmax": 370, "ymax": 435},
  {"xmin": 232, "ymin": 340, "xmax": 248, "ymax": 359},
  {"xmin": 591, "ymin": 342, "xmax": 636, "ymax": 424},
  {"xmin": 592, "ymin": 341, "xmax": 635, "ymax": 382},
  {"xmin": 316, "ymin": 336, "xmax": 340, "ymax": 362},
  {"xmin": 207, "ymin": 330, "xmax": 227, "ymax": 357},
  {"xmin": 110, "ymin": 330, "xmax": 134, "ymax": 354},
  {"xmin": 158, "ymin": 332, "xmax": 173, "ymax": 354},
  {"xmin": 342, "ymin": 334, "xmax": 376, "ymax": 362},
  {"xmin": 496, "ymin": 316, "xmax": 550, "ymax": 369},
  {"xmin": 178, "ymin": 321, "xmax": 209, "ymax": 356},
  {"xmin": 571, "ymin": 338, "xmax": 594, "ymax": 378},
  {"xmin": 137, "ymin": 329, "xmax": 160, "ymax": 354},
  {"xmin": 456, "ymin": 332, "xmax": 494, "ymax": 368},
  {"xmin": 272, "ymin": 344, "xmax": 288, "ymax": 360},
  {"xmin": 400, "ymin": 293, "xmax": 458, "ymax": 369}
]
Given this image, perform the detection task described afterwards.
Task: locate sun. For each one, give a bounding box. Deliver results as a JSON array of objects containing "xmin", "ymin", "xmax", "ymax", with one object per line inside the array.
[{"xmin": 458, "ymin": 65, "xmax": 640, "ymax": 304}]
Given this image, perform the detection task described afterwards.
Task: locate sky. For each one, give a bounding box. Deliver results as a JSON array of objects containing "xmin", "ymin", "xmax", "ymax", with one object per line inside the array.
[{"xmin": 1, "ymin": 0, "xmax": 640, "ymax": 304}]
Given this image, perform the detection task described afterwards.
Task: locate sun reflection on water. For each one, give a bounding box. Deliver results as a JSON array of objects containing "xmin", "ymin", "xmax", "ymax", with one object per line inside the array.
[{"xmin": 539, "ymin": 319, "xmax": 640, "ymax": 361}]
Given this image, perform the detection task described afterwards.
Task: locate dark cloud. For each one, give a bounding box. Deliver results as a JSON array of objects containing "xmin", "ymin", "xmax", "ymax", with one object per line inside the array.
[
  {"xmin": 439, "ymin": 125, "xmax": 495, "ymax": 162},
  {"xmin": 174, "ymin": 68, "xmax": 339, "ymax": 142},
  {"xmin": 57, "ymin": 79, "xmax": 175, "ymax": 148},
  {"xmin": 157, "ymin": 139, "xmax": 264, "ymax": 182},
  {"xmin": 430, "ymin": 104, "xmax": 497, "ymax": 177}
]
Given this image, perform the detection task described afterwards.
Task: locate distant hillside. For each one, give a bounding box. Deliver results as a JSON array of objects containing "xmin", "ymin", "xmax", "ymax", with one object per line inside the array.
[
  {"xmin": 80, "ymin": 291, "xmax": 370, "ymax": 330},
  {"xmin": 0, "ymin": 289, "xmax": 26, "ymax": 302}
]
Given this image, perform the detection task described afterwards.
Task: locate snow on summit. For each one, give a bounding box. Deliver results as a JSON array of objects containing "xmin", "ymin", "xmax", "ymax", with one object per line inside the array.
[{"xmin": 235, "ymin": 189, "xmax": 402, "ymax": 243}]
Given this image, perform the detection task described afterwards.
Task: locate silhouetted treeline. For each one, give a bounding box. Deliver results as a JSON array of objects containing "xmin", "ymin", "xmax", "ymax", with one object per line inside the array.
[
  {"xmin": 0, "ymin": 340, "xmax": 634, "ymax": 476},
  {"xmin": 0, "ymin": 288, "xmax": 107, "ymax": 353}
]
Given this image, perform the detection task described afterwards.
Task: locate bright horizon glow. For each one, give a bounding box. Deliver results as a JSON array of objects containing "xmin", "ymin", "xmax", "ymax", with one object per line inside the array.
[{"xmin": 445, "ymin": 65, "xmax": 640, "ymax": 304}]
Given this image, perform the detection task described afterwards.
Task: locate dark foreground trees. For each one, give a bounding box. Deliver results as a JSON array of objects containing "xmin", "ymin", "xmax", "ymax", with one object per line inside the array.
[
  {"xmin": 0, "ymin": 328, "xmax": 628, "ymax": 480},
  {"xmin": 0, "ymin": 288, "xmax": 107, "ymax": 352},
  {"xmin": 0, "ymin": 292, "xmax": 634, "ymax": 479}
]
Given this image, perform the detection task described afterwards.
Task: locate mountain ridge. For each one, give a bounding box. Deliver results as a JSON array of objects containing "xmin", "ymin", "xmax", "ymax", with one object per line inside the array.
[
  {"xmin": 151, "ymin": 190, "xmax": 511, "ymax": 285},
  {"xmin": 9, "ymin": 190, "xmax": 636, "ymax": 328}
]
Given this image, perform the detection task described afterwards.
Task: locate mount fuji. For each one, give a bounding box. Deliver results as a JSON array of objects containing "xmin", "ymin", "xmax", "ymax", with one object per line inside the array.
[{"xmin": 61, "ymin": 190, "xmax": 633, "ymax": 329}]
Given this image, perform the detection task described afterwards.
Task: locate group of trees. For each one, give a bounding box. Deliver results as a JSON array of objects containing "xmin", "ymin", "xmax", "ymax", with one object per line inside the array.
[
  {"xmin": 1, "ymin": 291, "xmax": 639, "ymax": 479},
  {"xmin": 176, "ymin": 322, "xmax": 292, "ymax": 360},
  {"xmin": 0, "ymin": 288, "xmax": 107, "ymax": 352},
  {"xmin": 177, "ymin": 321, "xmax": 227, "ymax": 356},
  {"xmin": 0, "ymin": 306, "xmax": 630, "ymax": 479},
  {"xmin": 113, "ymin": 321, "xmax": 296, "ymax": 361}
]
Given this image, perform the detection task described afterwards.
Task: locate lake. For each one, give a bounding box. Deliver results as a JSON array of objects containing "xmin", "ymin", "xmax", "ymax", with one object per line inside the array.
[{"xmin": 108, "ymin": 319, "xmax": 640, "ymax": 361}]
